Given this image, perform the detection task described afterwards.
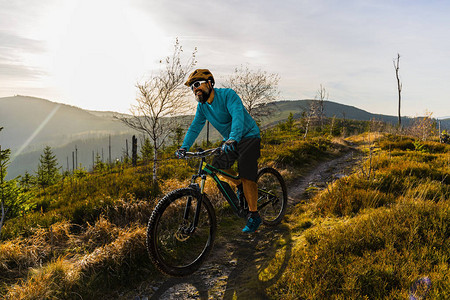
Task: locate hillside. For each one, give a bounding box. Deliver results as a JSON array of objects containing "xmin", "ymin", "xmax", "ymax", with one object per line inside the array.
[
  {"xmin": 0, "ymin": 96, "xmax": 423, "ymax": 154},
  {"xmin": 0, "ymin": 96, "xmax": 222, "ymax": 178},
  {"xmin": 1, "ymin": 95, "xmax": 447, "ymax": 179},
  {"xmin": 263, "ymin": 99, "xmax": 417, "ymax": 127},
  {"xmin": 1, "ymin": 126, "xmax": 448, "ymax": 299},
  {"xmin": 0, "ymin": 95, "xmax": 137, "ymax": 152},
  {"xmin": 5, "ymin": 118, "xmax": 222, "ymax": 179},
  {"xmin": 439, "ymin": 118, "xmax": 450, "ymax": 130},
  {"xmin": 7, "ymin": 133, "xmax": 136, "ymax": 178}
]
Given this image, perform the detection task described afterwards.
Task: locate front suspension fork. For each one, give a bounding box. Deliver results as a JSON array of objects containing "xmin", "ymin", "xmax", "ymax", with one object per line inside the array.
[{"xmin": 182, "ymin": 175, "xmax": 207, "ymax": 234}]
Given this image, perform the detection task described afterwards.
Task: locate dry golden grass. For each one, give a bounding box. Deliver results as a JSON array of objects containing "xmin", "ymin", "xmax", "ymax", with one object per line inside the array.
[
  {"xmin": 8, "ymin": 128, "xmax": 445, "ymax": 298},
  {"xmin": 6, "ymin": 257, "xmax": 80, "ymax": 300},
  {"xmin": 4, "ymin": 224, "xmax": 155, "ymax": 299},
  {"xmin": 345, "ymin": 131, "xmax": 386, "ymax": 144},
  {"xmin": 268, "ymin": 134, "xmax": 450, "ymax": 299}
]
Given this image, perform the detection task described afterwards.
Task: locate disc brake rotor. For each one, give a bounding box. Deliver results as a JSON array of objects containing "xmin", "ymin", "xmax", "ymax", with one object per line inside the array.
[{"xmin": 174, "ymin": 220, "xmax": 191, "ymax": 241}]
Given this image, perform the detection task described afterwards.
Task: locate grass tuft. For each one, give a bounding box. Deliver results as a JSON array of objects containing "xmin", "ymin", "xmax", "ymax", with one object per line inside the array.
[{"xmin": 269, "ymin": 200, "xmax": 450, "ymax": 299}]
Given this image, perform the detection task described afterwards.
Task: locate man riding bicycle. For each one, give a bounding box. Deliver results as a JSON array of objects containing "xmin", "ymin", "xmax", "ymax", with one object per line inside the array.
[{"xmin": 176, "ymin": 69, "xmax": 262, "ymax": 233}]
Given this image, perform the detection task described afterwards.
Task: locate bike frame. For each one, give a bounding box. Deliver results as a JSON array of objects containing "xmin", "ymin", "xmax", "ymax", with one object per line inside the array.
[
  {"xmin": 191, "ymin": 150, "xmax": 241, "ymax": 206},
  {"xmin": 182, "ymin": 148, "xmax": 277, "ymax": 233},
  {"xmin": 182, "ymin": 148, "xmax": 242, "ymax": 232}
]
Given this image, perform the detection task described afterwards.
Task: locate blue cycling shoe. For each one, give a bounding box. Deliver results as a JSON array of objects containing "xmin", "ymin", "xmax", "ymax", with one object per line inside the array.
[{"xmin": 242, "ymin": 212, "xmax": 261, "ymax": 233}]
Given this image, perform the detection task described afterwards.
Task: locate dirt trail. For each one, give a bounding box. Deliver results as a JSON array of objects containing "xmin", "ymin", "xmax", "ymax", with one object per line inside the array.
[
  {"xmin": 288, "ymin": 149, "xmax": 361, "ymax": 204},
  {"xmin": 123, "ymin": 149, "xmax": 362, "ymax": 300}
]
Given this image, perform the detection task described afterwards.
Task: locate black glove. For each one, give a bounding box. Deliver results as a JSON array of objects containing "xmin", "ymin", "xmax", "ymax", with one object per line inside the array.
[
  {"xmin": 221, "ymin": 139, "xmax": 237, "ymax": 153},
  {"xmin": 175, "ymin": 148, "xmax": 187, "ymax": 158}
]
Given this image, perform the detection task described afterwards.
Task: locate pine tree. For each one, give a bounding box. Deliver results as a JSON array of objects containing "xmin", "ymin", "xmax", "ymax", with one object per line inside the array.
[
  {"xmin": 94, "ymin": 152, "xmax": 106, "ymax": 172},
  {"xmin": 278, "ymin": 112, "xmax": 295, "ymax": 132},
  {"xmin": 36, "ymin": 146, "xmax": 61, "ymax": 188},
  {"xmin": 19, "ymin": 171, "xmax": 34, "ymax": 191},
  {"xmin": 0, "ymin": 131, "xmax": 11, "ymax": 234},
  {"xmin": 1, "ymin": 127, "xmax": 30, "ymax": 235},
  {"xmin": 141, "ymin": 137, "xmax": 153, "ymax": 164},
  {"xmin": 173, "ymin": 125, "xmax": 184, "ymax": 147}
]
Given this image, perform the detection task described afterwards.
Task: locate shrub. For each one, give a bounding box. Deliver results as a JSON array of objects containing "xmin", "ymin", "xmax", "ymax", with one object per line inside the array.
[
  {"xmin": 158, "ymin": 159, "xmax": 194, "ymax": 181},
  {"xmin": 379, "ymin": 137, "xmax": 415, "ymax": 151},
  {"xmin": 261, "ymin": 137, "xmax": 334, "ymax": 168},
  {"xmin": 313, "ymin": 175, "xmax": 396, "ymax": 216},
  {"xmin": 420, "ymin": 140, "xmax": 450, "ymax": 153}
]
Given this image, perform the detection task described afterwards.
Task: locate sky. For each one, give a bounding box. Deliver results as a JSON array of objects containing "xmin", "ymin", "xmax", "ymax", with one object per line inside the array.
[{"xmin": 1, "ymin": 0, "xmax": 450, "ymax": 117}]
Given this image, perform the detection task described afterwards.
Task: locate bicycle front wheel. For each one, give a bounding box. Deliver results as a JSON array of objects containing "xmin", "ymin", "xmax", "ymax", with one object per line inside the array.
[
  {"xmin": 257, "ymin": 167, "xmax": 288, "ymax": 226},
  {"xmin": 146, "ymin": 188, "xmax": 216, "ymax": 276}
]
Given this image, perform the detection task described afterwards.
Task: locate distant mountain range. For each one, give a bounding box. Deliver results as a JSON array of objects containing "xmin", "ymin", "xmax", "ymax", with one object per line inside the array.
[
  {"xmin": 264, "ymin": 100, "xmax": 405, "ymax": 126},
  {"xmin": 263, "ymin": 100, "xmax": 450, "ymax": 131},
  {"xmin": 1, "ymin": 95, "xmax": 449, "ymax": 178},
  {"xmin": 0, "ymin": 96, "xmax": 211, "ymax": 178},
  {"xmin": 0, "ymin": 96, "xmax": 137, "ymax": 152}
]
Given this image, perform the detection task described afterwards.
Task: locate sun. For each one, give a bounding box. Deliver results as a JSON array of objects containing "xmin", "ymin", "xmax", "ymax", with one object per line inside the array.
[{"xmin": 27, "ymin": 0, "xmax": 170, "ymax": 112}]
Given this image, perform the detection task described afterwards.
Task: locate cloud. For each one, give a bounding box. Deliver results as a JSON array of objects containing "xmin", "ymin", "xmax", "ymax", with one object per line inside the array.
[
  {"xmin": 127, "ymin": 0, "xmax": 450, "ymax": 116},
  {"xmin": 1, "ymin": 0, "xmax": 450, "ymax": 116},
  {"xmin": 0, "ymin": 63, "xmax": 47, "ymax": 81},
  {"xmin": 0, "ymin": 31, "xmax": 46, "ymax": 53},
  {"xmin": 0, "ymin": 30, "xmax": 47, "ymax": 81}
]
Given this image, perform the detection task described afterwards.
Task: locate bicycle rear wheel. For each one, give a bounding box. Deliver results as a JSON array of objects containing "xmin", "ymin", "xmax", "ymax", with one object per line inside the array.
[
  {"xmin": 146, "ymin": 188, "xmax": 216, "ymax": 276},
  {"xmin": 257, "ymin": 167, "xmax": 288, "ymax": 226}
]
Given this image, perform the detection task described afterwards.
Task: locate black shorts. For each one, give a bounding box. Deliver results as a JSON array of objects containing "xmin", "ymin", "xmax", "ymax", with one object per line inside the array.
[{"xmin": 212, "ymin": 137, "xmax": 261, "ymax": 182}]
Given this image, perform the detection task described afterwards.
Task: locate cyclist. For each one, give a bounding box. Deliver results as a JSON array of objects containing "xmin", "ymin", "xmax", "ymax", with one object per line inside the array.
[{"xmin": 176, "ymin": 69, "xmax": 262, "ymax": 233}]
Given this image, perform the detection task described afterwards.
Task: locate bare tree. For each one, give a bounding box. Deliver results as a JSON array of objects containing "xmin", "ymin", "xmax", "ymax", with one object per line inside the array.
[
  {"xmin": 303, "ymin": 106, "xmax": 313, "ymax": 139},
  {"xmin": 315, "ymin": 84, "xmax": 328, "ymax": 130},
  {"xmin": 409, "ymin": 110, "xmax": 436, "ymax": 141},
  {"xmin": 303, "ymin": 84, "xmax": 328, "ymax": 138},
  {"xmin": 116, "ymin": 39, "xmax": 197, "ymax": 182},
  {"xmin": 393, "ymin": 53, "xmax": 402, "ymax": 127},
  {"xmin": 222, "ymin": 65, "xmax": 280, "ymax": 121}
]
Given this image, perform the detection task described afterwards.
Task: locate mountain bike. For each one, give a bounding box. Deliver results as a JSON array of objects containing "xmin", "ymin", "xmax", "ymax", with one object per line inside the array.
[{"xmin": 146, "ymin": 147, "xmax": 288, "ymax": 277}]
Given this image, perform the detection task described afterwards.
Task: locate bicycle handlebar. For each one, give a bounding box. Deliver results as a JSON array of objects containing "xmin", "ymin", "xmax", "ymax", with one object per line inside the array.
[{"xmin": 184, "ymin": 147, "xmax": 221, "ymax": 158}]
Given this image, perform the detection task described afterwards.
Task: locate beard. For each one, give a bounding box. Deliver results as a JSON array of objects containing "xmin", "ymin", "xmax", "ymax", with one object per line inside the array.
[{"xmin": 195, "ymin": 89, "xmax": 210, "ymax": 104}]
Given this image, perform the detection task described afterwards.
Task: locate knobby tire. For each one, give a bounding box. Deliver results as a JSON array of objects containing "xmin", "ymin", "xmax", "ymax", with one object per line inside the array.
[
  {"xmin": 257, "ymin": 167, "xmax": 288, "ymax": 226},
  {"xmin": 146, "ymin": 188, "xmax": 216, "ymax": 277}
]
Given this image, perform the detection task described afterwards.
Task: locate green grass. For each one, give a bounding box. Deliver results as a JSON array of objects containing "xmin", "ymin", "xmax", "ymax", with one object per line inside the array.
[
  {"xmin": 0, "ymin": 124, "xmax": 347, "ymax": 298},
  {"xmin": 267, "ymin": 133, "xmax": 450, "ymax": 299},
  {"xmin": 269, "ymin": 200, "xmax": 450, "ymax": 299},
  {"xmin": 4, "ymin": 126, "xmax": 448, "ymax": 299}
]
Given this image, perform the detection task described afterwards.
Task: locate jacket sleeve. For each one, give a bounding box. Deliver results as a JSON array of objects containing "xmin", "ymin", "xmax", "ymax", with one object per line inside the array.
[
  {"xmin": 181, "ymin": 106, "xmax": 206, "ymax": 150},
  {"xmin": 226, "ymin": 90, "xmax": 245, "ymax": 142}
]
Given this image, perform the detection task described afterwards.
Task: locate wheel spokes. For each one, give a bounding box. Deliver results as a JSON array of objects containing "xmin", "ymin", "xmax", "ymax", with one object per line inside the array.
[{"xmin": 155, "ymin": 195, "xmax": 211, "ymax": 268}]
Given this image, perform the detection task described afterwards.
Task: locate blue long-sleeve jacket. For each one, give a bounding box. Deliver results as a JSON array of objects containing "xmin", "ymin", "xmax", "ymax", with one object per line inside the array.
[{"xmin": 181, "ymin": 88, "xmax": 260, "ymax": 150}]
